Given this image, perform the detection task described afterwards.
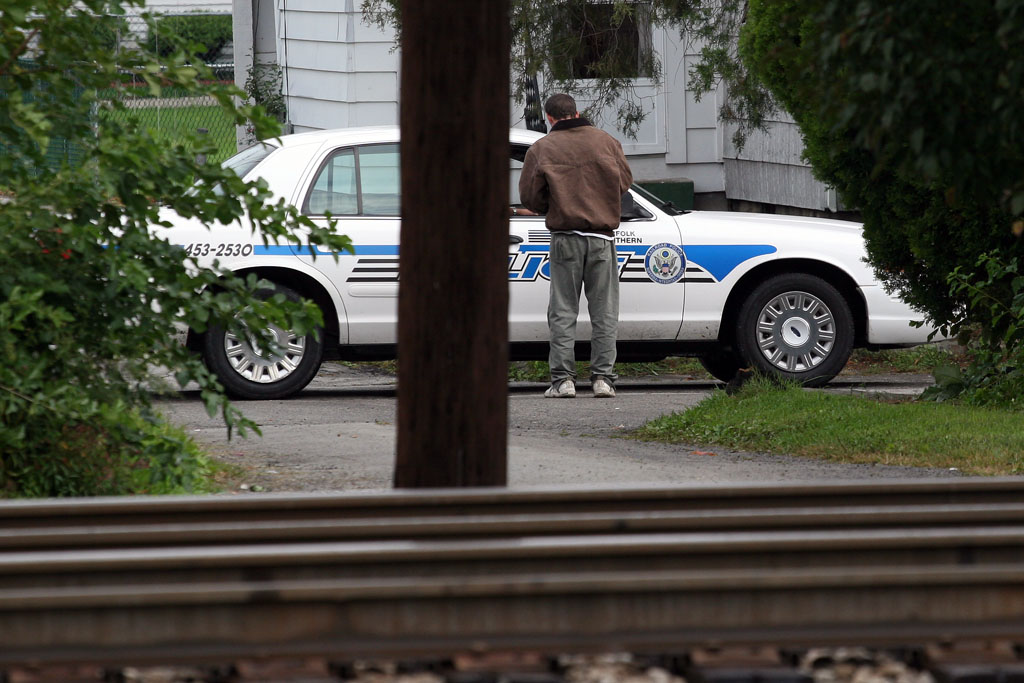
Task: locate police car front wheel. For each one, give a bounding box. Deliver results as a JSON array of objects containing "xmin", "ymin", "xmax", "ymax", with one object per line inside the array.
[
  {"xmin": 734, "ymin": 273, "xmax": 854, "ymax": 388},
  {"xmin": 202, "ymin": 286, "xmax": 324, "ymax": 400}
]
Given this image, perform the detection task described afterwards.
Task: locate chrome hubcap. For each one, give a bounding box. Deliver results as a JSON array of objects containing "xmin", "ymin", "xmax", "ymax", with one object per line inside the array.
[
  {"xmin": 223, "ymin": 324, "xmax": 306, "ymax": 384},
  {"xmin": 755, "ymin": 290, "xmax": 835, "ymax": 372}
]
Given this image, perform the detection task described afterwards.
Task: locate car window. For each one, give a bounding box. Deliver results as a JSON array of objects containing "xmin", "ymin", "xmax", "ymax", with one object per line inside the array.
[
  {"xmin": 304, "ymin": 144, "xmax": 399, "ymax": 217},
  {"xmin": 306, "ymin": 148, "xmax": 358, "ymax": 215},
  {"xmin": 358, "ymin": 144, "xmax": 400, "ymax": 216},
  {"xmin": 509, "ymin": 158, "xmax": 525, "ymax": 206},
  {"xmin": 510, "ymin": 144, "xmax": 528, "ymax": 206}
]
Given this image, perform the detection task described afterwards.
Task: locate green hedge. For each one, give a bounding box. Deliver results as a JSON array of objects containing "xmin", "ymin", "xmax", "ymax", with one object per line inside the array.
[
  {"xmin": 146, "ymin": 14, "xmax": 232, "ymax": 63},
  {"xmin": 95, "ymin": 15, "xmax": 129, "ymax": 52}
]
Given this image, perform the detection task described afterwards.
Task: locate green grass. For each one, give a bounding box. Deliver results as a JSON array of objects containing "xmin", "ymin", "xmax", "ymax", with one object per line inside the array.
[
  {"xmin": 634, "ymin": 377, "xmax": 1024, "ymax": 475},
  {"xmin": 507, "ymin": 346, "xmax": 962, "ymax": 383},
  {"xmin": 340, "ymin": 346, "xmax": 962, "ymax": 384},
  {"xmin": 341, "ymin": 358, "xmax": 707, "ymax": 382},
  {"xmin": 102, "ymin": 105, "xmax": 237, "ymax": 163},
  {"xmin": 132, "ymin": 105, "xmax": 236, "ymax": 162},
  {"xmin": 508, "ymin": 358, "xmax": 707, "ymax": 382},
  {"xmin": 334, "ymin": 348, "xmax": 1006, "ymax": 475}
]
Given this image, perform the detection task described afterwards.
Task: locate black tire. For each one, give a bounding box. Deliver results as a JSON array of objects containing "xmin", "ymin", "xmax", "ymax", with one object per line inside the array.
[
  {"xmin": 202, "ymin": 285, "xmax": 324, "ymax": 400},
  {"xmin": 697, "ymin": 349, "xmax": 744, "ymax": 383},
  {"xmin": 734, "ymin": 273, "xmax": 854, "ymax": 387}
]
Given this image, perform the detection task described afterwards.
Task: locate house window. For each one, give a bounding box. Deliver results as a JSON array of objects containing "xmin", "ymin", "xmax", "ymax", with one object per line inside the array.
[{"xmin": 559, "ymin": 1, "xmax": 653, "ymax": 80}]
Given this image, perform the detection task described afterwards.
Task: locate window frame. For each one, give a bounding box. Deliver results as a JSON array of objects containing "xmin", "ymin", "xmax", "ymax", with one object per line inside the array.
[
  {"xmin": 560, "ymin": 0, "xmax": 655, "ymax": 82},
  {"xmin": 301, "ymin": 143, "xmax": 401, "ymax": 218}
]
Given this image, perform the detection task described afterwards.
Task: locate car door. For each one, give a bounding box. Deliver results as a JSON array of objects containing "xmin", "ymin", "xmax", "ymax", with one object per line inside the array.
[
  {"xmin": 507, "ymin": 144, "xmax": 685, "ymax": 342},
  {"xmin": 299, "ymin": 143, "xmax": 402, "ymax": 345},
  {"xmin": 298, "ymin": 139, "xmax": 685, "ymax": 348},
  {"xmin": 613, "ymin": 190, "xmax": 686, "ymax": 341}
]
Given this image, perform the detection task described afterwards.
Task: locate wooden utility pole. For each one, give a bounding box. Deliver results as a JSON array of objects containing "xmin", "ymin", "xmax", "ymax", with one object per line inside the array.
[{"xmin": 394, "ymin": 1, "xmax": 511, "ymax": 487}]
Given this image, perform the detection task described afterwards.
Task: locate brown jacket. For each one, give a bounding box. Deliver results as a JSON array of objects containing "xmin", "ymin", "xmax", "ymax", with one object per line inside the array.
[{"xmin": 518, "ymin": 118, "xmax": 633, "ymax": 238}]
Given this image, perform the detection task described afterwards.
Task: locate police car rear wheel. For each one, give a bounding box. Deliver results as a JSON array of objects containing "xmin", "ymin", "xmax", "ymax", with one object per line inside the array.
[
  {"xmin": 202, "ymin": 286, "xmax": 324, "ymax": 400},
  {"xmin": 734, "ymin": 273, "xmax": 853, "ymax": 387}
]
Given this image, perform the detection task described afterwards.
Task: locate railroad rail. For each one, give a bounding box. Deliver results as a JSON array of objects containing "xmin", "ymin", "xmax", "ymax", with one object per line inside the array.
[{"xmin": 1, "ymin": 479, "xmax": 1024, "ymax": 673}]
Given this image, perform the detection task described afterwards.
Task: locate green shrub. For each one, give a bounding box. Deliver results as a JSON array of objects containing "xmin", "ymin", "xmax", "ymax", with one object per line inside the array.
[
  {"xmin": 146, "ymin": 13, "xmax": 232, "ymax": 63},
  {"xmin": 924, "ymin": 253, "xmax": 1024, "ymax": 409},
  {"xmin": 95, "ymin": 14, "xmax": 130, "ymax": 52},
  {"xmin": 740, "ymin": 0, "xmax": 1024, "ymax": 409},
  {"xmin": 244, "ymin": 61, "xmax": 286, "ymax": 122},
  {"xmin": 741, "ymin": 0, "xmax": 1024, "ymax": 327},
  {"xmin": 2, "ymin": 0, "xmax": 349, "ymax": 497},
  {"xmin": 1, "ymin": 405, "xmax": 218, "ymax": 498}
]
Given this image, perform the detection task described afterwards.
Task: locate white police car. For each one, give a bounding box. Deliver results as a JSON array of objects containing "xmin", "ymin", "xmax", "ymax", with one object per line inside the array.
[{"xmin": 157, "ymin": 126, "xmax": 935, "ymax": 400}]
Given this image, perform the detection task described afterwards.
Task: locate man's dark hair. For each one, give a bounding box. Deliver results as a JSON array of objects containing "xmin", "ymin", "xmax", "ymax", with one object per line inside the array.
[{"xmin": 544, "ymin": 93, "xmax": 577, "ymax": 120}]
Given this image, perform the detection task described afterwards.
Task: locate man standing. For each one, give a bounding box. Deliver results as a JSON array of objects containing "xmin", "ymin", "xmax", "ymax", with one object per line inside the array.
[{"xmin": 519, "ymin": 94, "xmax": 633, "ymax": 398}]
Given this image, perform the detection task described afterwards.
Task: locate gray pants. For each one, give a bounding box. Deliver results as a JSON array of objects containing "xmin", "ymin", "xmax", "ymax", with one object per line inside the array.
[{"xmin": 547, "ymin": 232, "xmax": 619, "ymax": 384}]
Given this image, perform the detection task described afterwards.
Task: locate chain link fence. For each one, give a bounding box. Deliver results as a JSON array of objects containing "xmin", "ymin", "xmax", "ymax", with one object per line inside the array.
[
  {"xmin": 0, "ymin": 61, "xmax": 91, "ymax": 170},
  {"xmin": 109, "ymin": 12, "xmax": 237, "ymax": 163},
  {"xmin": 2, "ymin": 11, "xmax": 238, "ymax": 171}
]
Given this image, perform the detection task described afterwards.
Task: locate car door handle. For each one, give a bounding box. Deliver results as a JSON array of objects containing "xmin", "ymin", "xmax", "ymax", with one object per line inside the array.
[{"xmin": 509, "ymin": 235, "xmax": 524, "ymax": 244}]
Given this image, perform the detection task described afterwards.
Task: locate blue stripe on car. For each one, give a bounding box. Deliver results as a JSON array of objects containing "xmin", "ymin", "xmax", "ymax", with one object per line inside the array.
[
  {"xmin": 683, "ymin": 245, "xmax": 777, "ymax": 281},
  {"xmin": 251, "ymin": 245, "xmax": 402, "ymax": 256},
  {"xmin": 249, "ymin": 243, "xmax": 775, "ymax": 283}
]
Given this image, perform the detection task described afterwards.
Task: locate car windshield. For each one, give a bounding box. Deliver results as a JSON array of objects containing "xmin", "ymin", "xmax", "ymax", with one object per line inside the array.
[
  {"xmin": 223, "ymin": 142, "xmax": 277, "ymax": 178},
  {"xmin": 191, "ymin": 142, "xmax": 279, "ymax": 197},
  {"xmin": 631, "ymin": 183, "xmax": 687, "ymax": 215}
]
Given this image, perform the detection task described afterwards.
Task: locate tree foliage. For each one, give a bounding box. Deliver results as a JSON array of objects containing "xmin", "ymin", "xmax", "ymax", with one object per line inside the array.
[
  {"xmin": 0, "ymin": 0, "xmax": 350, "ymax": 496},
  {"xmin": 145, "ymin": 12, "xmax": 233, "ymax": 63},
  {"xmin": 736, "ymin": 0, "xmax": 1024, "ymax": 405},
  {"xmin": 363, "ymin": 0, "xmax": 750, "ymax": 137},
  {"xmin": 738, "ymin": 1, "xmax": 1024, "ymax": 327}
]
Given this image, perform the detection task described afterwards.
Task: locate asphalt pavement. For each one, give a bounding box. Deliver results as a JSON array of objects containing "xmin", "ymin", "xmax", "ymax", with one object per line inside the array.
[{"xmin": 156, "ymin": 364, "xmax": 958, "ymax": 493}]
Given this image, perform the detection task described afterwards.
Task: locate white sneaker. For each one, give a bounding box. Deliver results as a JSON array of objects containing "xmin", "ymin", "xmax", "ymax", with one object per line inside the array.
[
  {"xmin": 544, "ymin": 379, "xmax": 576, "ymax": 398},
  {"xmin": 592, "ymin": 377, "xmax": 616, "ymax": 398}
]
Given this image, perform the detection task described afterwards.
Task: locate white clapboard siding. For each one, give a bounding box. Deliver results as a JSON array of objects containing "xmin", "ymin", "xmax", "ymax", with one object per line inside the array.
[
  {"xmin": 256, "ymin": 2, "xmax": 833, "ymax": 211},
  {"xmin": 722, "ymin": 110, "xmax": 839, "ymax": 212},
  {"xmin": 277, "ymin": 1, "xmax": 399, "ymax": 133}
]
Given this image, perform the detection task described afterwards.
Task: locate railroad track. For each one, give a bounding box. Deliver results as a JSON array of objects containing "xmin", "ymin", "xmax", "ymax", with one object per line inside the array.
[
  {"xmin": 1, "ymin": 479, "xmax": 1024, "ymax": 674},
  {"xmin": 5, "ymin": 478, "xmax": 1024, "ymax": 538}
]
